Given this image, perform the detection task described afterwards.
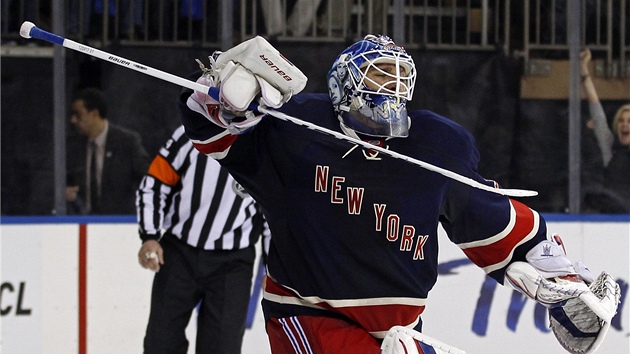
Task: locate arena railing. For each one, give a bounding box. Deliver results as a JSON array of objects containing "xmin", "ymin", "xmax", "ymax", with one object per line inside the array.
[
  {"xmin": 519, "ymin": 0, "xmax": 629, "ymax": 78},
  {"xmin": 2, "ymin": 0, "xmax": 627, "ymax": 76},
  {"xmin": 1, "ymin": 0, "xmax": 504, "ymax": 50}
]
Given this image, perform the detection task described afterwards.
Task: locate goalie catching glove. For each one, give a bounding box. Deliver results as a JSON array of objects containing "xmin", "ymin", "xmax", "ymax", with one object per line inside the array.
[
  {"xmin": 505, "ymin": 235, "xmax": 620, "ymax": 354},
  {"xmin": 189, "ymin": 36, "xmax": 307, "ymax": 134}
]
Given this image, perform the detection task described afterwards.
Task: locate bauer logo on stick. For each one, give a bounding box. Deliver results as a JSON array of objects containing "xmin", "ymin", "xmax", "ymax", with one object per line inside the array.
[{"xmin": 109, "ymin": 56, "xmax": 131, "ymax": 66}]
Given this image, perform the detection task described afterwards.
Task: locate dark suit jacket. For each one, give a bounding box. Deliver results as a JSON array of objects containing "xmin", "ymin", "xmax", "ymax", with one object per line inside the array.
[{"xmin": 67, "ymin": 123, "xmax": 150, "ymax": 215}]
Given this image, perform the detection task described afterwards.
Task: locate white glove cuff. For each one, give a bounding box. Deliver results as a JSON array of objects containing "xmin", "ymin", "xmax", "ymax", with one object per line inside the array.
[
  {"xmin": 226, "ymin": 111, "xmax": 264, "ymax": 135},
  {"xmin": 192, "ymin": 75, "xmax": 220, "ymax": 106},
  {"xmin": 188, "ymin": 75, "xmax": 235, "ymax": 129},
  {"xmin": 525, "ymin": 240, "xmax": 576, "ymax": 279}
]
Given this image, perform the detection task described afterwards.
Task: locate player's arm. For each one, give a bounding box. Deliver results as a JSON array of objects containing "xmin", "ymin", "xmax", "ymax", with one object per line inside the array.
[
  {"xmin": 439, "ymin": 128, "xmax": 619, "ymax": 353},
  {"xmin": 136, "ymin": 128, "xmax": 187, "ymax": 239},
  {"xmin": 444, "ymin": 192, "xmax": 619, "ymax": 353},
  {"xmin": 136, "ymin": 127, "xmax": 189, "ymax": 271},
  {"xmin": 581, "ymin": 48, "xmax": 614, "ymax": 165},
  {"xmin": 441, "ymin": 186, "xmax": 550, "ymax": 283},
  {"xmin": 136, "ymin": 167, "xmax": 171, "ymax": 271}
]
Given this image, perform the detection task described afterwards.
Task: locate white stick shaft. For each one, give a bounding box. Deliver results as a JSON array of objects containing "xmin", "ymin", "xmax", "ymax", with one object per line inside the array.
[
  {"xmin": 64, "ymin": 39, "xmax": 209, "ymax": 92},
  {"xmin": 258, "ymin": 107, "xmax": 537, "ymax": 198},
  {"xmin": 22, "ymin": 22, "xmax": 209, "ymax": 93},
  {"xmin": 21, "ymin": 21, "xmax": 537, "ymax": 198}
]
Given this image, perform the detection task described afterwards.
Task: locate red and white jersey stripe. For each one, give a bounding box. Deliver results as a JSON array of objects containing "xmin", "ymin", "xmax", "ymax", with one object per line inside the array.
[
  {"xmin": 263, "ymin": 275, "xmax": 425, "ymax": 337},
  {"xmin": 458, "ymin": 199, "xmax": 541, "ymax": 274}
]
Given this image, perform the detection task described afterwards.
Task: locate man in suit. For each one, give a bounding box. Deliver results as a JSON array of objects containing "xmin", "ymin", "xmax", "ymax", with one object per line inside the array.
[{"xmin": 66, "ymin": 87, "xmax": 150, "ymax": 214}]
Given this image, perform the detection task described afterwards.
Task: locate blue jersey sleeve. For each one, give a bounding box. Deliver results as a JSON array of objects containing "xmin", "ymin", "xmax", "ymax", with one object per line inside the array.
[{"xmin": 413, "ymin": 110, "xmax": 548, "ymax": 284}]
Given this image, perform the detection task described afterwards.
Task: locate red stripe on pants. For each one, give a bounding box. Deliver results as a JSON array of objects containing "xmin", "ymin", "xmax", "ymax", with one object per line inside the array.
[{"xmin": 267, "ymin": 315, "xmax": 381, "ymax": 354}]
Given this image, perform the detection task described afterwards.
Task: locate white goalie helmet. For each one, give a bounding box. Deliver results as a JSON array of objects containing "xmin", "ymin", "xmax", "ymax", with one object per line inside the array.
[{"xmin": 327, "ymin": 34, "xmax": 417, "ymax": 137}]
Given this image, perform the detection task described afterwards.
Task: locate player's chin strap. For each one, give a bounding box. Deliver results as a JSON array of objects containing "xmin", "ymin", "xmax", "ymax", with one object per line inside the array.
[
  {"xmin": 380, "ymin": 326, "xmax": 466, "ymax": 354},
  {"xmin": 505, "ymin": 238, "xmax": 620, "ymax": 354}
]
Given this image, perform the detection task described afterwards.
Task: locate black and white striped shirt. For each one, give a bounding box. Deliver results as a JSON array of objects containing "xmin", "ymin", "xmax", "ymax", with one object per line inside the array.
[{"xmin": 136, "ymin": 126, "xmax": 269, "ymax": 250}]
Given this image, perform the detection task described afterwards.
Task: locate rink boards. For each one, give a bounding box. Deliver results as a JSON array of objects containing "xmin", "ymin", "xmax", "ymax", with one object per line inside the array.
[{"xmin": 1, "ymin": 215, "xmax": 629, "ymax": 354}]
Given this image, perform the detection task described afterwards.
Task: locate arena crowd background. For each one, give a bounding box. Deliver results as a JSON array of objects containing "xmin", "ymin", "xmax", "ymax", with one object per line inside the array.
[{"xmin": 1, "ymin": 0, "xmax": 629, "ymax": 215}]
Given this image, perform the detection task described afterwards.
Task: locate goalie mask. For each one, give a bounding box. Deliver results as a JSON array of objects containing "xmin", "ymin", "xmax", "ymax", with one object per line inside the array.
[{"xmin": 327, "ymin": 34, "xmax": 416, "ymax": 137}]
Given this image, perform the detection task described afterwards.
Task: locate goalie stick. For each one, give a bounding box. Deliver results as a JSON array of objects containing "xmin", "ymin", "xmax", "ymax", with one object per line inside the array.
[
  {"xmin": 20, "ymin": 21, "xmax": 538, "ymax": 198},
  {"xmin": 19, "ymin": 21, "xmax": 210, "ymax": 94}
]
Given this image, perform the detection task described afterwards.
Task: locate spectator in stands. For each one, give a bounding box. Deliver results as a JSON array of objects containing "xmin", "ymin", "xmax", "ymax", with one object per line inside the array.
[
  {"xmin": 136, "ymin": 125, "xmax": 269, "ymax": 354},
  {"xmin": 66, "ymin": 87, "xmax": 149, "ymax": 214},
  {"xmin": 581, "ymin": 48, "xmax": 630, "ymax": 213}
]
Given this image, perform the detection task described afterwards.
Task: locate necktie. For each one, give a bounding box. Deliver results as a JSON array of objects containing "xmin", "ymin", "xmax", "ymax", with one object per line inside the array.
[{"xmin": 90, "ymin": 142, "xmax": 100, "ymax": 213}]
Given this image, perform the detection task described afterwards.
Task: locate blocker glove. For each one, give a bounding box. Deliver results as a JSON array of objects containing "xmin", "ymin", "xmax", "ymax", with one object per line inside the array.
[
  {"xmin": 189, "ymin": 57, "xmax": 266, "ymax": 135},
  {"xmin": 189, "ymin": 36, "xmax": 307, "ymax": 134},
  {"xmin": 505, "ymin": 235, "xmax": 620, "ymax": 354}
]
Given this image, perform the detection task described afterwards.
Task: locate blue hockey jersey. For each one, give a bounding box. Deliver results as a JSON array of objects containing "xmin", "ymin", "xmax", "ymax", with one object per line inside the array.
[{"xmin": 179, "ymin": 90, "xmax": 548, "ymax": 337}]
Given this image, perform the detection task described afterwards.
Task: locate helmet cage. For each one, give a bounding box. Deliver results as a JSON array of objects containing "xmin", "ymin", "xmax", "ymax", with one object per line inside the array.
[
  {"xmin": 346, "ymin": 49, "xmax": 416, "ymax": 100},
  {"xmin": 327, "ymin": 35, "xmax": 416, "ymax": 137}
]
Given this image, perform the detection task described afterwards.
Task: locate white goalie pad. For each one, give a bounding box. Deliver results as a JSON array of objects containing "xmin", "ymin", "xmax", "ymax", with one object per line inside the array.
[
  {"xmin": 380, "ymin": 326, "xmax": 466, "ymax": 354},
  {"xmin": 214, "ymin": 35, "xmax": 308, "ymax": 96},
  {"xmin": 506, "ymin": 262, "xmax": 620, "ymax": 354}
]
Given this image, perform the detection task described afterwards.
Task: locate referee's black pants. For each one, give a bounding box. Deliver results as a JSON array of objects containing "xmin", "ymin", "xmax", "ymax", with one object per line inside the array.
[{"xmin": 144, "ymin": 233, "xmax": 256, "ymax": 354}]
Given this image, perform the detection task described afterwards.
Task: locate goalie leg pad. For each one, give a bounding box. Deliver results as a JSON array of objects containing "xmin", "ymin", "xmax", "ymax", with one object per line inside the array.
[{"xmin": 380, "ymin": 326, "xmax": 467, "ymax": 354}]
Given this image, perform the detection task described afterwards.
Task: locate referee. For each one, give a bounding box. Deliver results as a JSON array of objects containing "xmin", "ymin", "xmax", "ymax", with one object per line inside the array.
[{"xmin": 136, "ymin": 125, "xmax": 269, "ymax": 354}]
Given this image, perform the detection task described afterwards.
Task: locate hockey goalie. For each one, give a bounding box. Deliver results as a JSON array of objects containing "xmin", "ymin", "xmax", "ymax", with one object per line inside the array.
[{"xmin": 178, "ymin": 34, "xmax": 620, "ymax": 354}]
